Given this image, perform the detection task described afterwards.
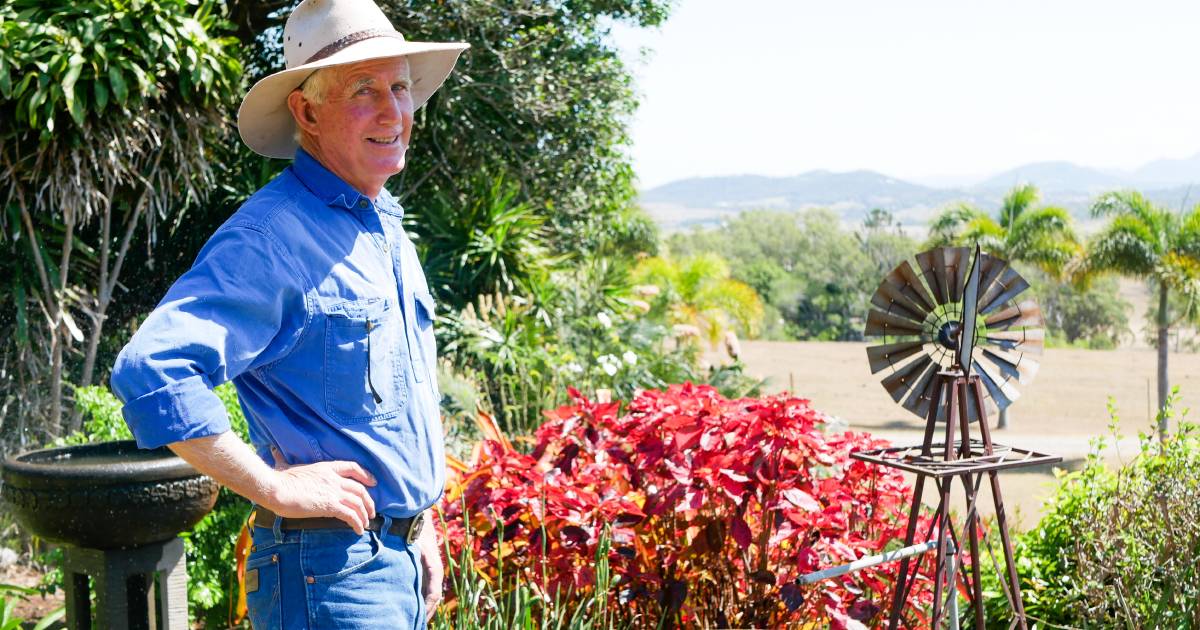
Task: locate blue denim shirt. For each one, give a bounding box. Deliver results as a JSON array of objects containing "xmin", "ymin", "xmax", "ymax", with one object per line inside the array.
[{"xmin": 111, "ymin": 149, "xmax": 444, "ymax": 517}]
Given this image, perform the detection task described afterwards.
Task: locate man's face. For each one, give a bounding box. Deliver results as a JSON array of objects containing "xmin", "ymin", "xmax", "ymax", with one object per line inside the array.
[{"xmin": 298, "ymin": 57, "xmax": 413, "ymax": 197}]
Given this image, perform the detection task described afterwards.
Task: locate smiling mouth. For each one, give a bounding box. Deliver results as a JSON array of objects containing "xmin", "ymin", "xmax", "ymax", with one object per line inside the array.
[{"xmin": 367, "ymin": 135, "xmax": 400, "ymax": 145}]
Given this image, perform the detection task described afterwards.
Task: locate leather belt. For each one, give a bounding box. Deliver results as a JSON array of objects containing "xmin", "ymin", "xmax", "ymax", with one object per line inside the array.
[{"xmin": 253, "ymin": 506, "xmax": 425, "ymax": 545}]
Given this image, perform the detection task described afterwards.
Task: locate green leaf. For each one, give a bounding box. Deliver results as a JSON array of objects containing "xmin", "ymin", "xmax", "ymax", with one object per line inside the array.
[
  {"xmin": 0, "ymin": 62, "xmax": 10, "ymax": 99},
  {"xmin": 93, "ymin": 78, "xmax": 108, "ymax": 111},
  {"xmin": 30, "ymin": 606, "xmax": 65, "ymax": 630},
  {"xmin": 107, "ymin": 64, "xmax": 126, "ymax": 104},
  {"xmin": 62, "ymin": 53, "xmax": 85, "ymax": 124}
]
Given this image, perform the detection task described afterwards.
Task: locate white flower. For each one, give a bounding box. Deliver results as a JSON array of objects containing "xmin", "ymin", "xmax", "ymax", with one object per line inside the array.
[
  {"xmin": 565, "ymin": 362, "xmax": 584, "ymax": 374},
  {"xmin": 622, "ymin": 350, "xmax": 638, "ymax": 365},
  {"xmin": 597, "ymin": 354, "xmax": 620, "ymax": 376},
  {"xmin": 597, "ymin": 311, "xmax": 613, "ymax": 328}
]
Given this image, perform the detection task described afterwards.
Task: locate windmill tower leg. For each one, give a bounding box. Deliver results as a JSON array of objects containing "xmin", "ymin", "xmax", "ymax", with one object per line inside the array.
[{"xmin": 972, "ymin": 378, "xmax": 1028, "ymax": 629}]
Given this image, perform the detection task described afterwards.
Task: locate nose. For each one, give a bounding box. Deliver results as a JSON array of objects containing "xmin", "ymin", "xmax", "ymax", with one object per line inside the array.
[{"xmin": 377, "ymin": 89, "xmax": 411, "ymax": 126}]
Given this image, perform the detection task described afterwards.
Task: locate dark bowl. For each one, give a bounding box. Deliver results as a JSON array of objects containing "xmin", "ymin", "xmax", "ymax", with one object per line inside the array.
[{"xmin": 1, "ymin": 440, "xmax": 219, "ymax": 549}]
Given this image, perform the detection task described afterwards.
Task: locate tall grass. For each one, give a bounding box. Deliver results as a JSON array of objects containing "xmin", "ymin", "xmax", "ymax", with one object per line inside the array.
[{"xmin": 433, "ymin": 503, "xmax": 627, "ymax": 630}]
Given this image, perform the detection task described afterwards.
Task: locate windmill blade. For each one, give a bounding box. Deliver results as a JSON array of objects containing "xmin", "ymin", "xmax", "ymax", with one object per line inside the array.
[
  {"xmin": 978, "ymin": 266, "xmax": 1031, "ymax": 314},
  {"xmin": 984, "ymin": 300, "xmax": 1043, "ymax": 330},
  {"xmin": 870, "ymin": 279, "xmax": 931, "ymax": 326},
  {"xmin": 984, "ymin": 328, "xmax": 1045, "ymax": 355},
  {"xmin": 865, "ymin": 308, "xmax": 928, "ymax": 337},
  {"xmin": 867, "ymin": 340, "xmax": 928, "ymax": 374},
  {"xmin": 900, "ymin": 360, "xmax": 941, "ymax": 418},
  {"xmin": 973, "ymin": 358, "xmax": 1020, "ymax": 411},
  {"xmin": 980, "ymin": 347, "xmax": 1039, "ymax": 384},
  {"xmin": 975, "ymin": 254, "xmax": 1008, "ymax": 303},
  {"xmin": 888, "ymin": 260, "xmax": 937, "ymax": 314},
  {"xmin": 941, "ymin": 247, "xmax": 970, "ymax": 303},
  {"xmin": 915, "ymin": 250, "xmax": 949, "ymax": 305},
  {"xmin": 880, "ymin": 355, "xmax": 933, "ymax": 403}
]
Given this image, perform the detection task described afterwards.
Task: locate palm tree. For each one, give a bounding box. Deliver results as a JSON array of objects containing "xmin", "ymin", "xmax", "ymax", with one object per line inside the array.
[
  {"xmin": 927, "ymin": 184, "xmax": 1081, "ymax": 277},
  {"xmin": 632, "ymin": 253, "xmax": 764, "ymax": 349},
  {"xmin": 1084, "ymin": 191, "xmax": 1200, "ymax": 439},
  {"xmin": 926, "ymin": 184, "xmax": 1082, "ymax": 428}
]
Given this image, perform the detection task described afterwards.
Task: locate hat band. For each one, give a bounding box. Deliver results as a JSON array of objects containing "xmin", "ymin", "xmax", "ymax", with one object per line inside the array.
[{"xmin": 303, "ymin": 28, "xmax": 405, "ymax": 65}]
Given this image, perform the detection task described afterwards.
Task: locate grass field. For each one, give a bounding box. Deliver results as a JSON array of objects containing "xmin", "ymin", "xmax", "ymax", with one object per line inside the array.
[{"xmin": 732, "ymin": 339, "xmax": 1200, "ymax": 528}]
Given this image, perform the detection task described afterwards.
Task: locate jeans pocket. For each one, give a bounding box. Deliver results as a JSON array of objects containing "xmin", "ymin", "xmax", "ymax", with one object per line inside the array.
[
  {"xmin": 303, "ymin": 529, "xmax": 384, "ymax": 582},
  {"xmin": 303, "ymin": 532, "xmax": 422, "ymax": 629},
  {"xmin": 244, "ymin": 551, "xmax": 281, "ymax": 630}
]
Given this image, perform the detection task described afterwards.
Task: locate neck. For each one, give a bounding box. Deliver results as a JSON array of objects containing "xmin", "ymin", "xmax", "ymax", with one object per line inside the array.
[{"xmin": 300, "ymin": 141, "xmax": 384, "ymax": 200}]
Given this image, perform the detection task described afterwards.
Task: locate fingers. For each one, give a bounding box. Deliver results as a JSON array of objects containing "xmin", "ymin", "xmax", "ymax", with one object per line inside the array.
[
  {"xmin": 270, "ymin": 445, "xmax": 290, "ymax": 470},
  {"xmin": 334, "ymin": 498, "xmax": 368, "ymax": 535},
  {"xmin": 342, "ymin": 477, "xmax": 376, "ymax": 520},
  {"xmin": 338, "ymin": 494, "xmax": 369, "ymax": 532},
  {"xmin": 331, "ymin": 460, "xmax": 377, "ymax": 486}
]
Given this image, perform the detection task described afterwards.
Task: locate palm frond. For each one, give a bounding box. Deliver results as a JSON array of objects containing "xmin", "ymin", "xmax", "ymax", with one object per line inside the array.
[
  {"xmin": 999, "ymin": 183, "xmax": 1039, "ymax": 229},
  {"xmin": 1086, "ymin": 215, "xmax": 1161, "ymax": 277}
]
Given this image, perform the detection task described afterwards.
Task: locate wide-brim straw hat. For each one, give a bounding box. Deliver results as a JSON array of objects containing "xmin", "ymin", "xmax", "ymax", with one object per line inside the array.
[{"xmin": 237, "ymin": 0, "xmax": 469, "ymax": 159}]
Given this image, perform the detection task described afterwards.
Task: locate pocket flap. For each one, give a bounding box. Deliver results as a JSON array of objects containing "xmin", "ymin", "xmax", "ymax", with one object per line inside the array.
[
  {"xmin": 414, "ymin": 291, "xmax": 436, "ymax": 319},
  {"xmin": 325, "ymin": 297, "xmax": 388, "ymax": 324}
]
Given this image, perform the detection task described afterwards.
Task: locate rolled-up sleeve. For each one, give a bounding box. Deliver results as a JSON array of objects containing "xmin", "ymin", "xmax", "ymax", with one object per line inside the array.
[{"xmin": 111, "ymin": 225, "xmax": 307, "ymax": 449}]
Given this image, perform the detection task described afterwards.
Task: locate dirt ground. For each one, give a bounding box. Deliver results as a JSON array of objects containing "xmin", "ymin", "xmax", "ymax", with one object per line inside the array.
[
  {"xmin": 730, "ymin": 339, "xmax": 1200, "ymax": 529},
  {"xmin": 0, "ymin": 563, "xmax": 63, "ymax": 627}
]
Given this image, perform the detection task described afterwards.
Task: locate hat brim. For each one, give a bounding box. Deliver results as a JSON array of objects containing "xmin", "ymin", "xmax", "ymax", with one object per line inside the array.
[{"xmin": 237, "ymin": 38, "xmax": 469, "ymax": 159}]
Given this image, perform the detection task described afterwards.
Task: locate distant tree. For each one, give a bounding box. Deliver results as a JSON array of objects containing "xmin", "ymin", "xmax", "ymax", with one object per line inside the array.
[
  {"xmin": 633, "ymin": 253, "xmax": 764, "ymax": 347},
  {"xmin": 926, "ymin": 184, "xmax": 1081, "ymax": 278},
  {"xmin": 1032, "ymin": 273, "xmax": 1130, "ymax": 349},
  {"xmin": 926, "ymin": 184, "xmax": 1082, "ymax": 429},
  {"xmin": 667, "ymin": 209, "xmax": 918, "ymax": 342},
  {"xmin": 1084, "ymin": 191, "xmax": 1200, "ymax": 438}
]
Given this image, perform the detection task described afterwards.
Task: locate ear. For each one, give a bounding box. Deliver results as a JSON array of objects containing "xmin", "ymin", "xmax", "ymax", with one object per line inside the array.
[{"xmin": 287, "ymin": 89, "xmax": 320, "ymax": 138}]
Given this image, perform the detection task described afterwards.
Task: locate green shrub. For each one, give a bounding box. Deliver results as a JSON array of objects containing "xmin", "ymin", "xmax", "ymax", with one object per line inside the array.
[{"xmin": 979, "ymin": 391, "xmax": 1200, "ymax": 628}]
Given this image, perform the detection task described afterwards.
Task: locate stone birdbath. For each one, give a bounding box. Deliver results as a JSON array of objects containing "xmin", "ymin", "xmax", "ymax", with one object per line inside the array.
[{"xmin": 1, "ymin": 440, "xmax": 219, "ymax": 630}]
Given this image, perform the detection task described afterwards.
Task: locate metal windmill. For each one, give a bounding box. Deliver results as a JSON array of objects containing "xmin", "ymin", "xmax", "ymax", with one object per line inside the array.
[{"xmin": 850, "ymin": 245, "xmax": 1061, "ymax": 629}]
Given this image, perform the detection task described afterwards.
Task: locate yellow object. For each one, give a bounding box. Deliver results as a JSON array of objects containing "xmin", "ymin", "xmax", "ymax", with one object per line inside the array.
[{"xmin": 230, "ymin": 510, "xmax": 255, "ymax": 626}]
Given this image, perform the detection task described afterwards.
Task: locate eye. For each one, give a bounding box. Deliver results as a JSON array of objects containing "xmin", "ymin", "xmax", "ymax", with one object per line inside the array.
[
  {"xmin": 392, "ymin": 82, "xmax": 410, "ymax": 93},
  {"xmin": 356, "ymin": 87, "xmax": 373, "ymax": 96}
]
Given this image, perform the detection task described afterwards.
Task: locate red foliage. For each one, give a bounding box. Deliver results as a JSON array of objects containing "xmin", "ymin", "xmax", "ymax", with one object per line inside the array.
[{"xmin": 440, "ymin": 383, "xmax": 935, "ymax": 627}]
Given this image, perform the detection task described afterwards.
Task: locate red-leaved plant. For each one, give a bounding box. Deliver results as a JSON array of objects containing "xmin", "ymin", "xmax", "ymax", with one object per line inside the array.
[{"xmin": 440, "ymin": 383, "xmax": 935, "ymax": 628}]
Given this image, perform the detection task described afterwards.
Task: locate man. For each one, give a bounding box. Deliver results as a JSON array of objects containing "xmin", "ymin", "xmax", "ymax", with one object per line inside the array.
[{"xmin": 110, "ymin": 0, "xmax": 468, "ymax": 627}]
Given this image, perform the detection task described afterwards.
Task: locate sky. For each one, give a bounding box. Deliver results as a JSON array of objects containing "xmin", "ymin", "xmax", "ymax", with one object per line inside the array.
[{"xmin": 611, "ymin": 0, "xmax": 1200, "ymax": 189}]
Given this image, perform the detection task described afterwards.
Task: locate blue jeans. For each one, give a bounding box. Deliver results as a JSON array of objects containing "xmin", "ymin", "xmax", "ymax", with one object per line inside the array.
[{"xmin": 245, "ymin": 516, "xmax": 424, "ymax": 629}]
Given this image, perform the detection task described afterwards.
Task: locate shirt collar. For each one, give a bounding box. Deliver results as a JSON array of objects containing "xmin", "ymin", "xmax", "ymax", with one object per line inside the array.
[
  {"xmin": 290, "ymin": 148, "xmax": 369, "ymax": 211},
  {"xmin": 290, "ymin": 148, "xmax": 406, "ymax": 218}
]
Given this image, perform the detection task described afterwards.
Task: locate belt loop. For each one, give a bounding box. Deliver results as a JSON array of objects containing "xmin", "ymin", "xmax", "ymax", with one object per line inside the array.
[
  {"xmin": 380, "ymin": 515, "xmax": 394, "ymax": 542},
  {"xmin": 272, "ymin": 515, "xmax": 285, "ymax": 544}
]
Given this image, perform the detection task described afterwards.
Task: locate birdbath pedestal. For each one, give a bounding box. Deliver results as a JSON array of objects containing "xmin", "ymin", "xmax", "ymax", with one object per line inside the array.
[{"xmin": 1, "ymin": 440, "xmax": 220, "ymax": 630}]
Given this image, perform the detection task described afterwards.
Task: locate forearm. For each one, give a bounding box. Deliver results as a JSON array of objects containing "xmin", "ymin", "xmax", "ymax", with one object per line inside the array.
[
  {"xmin": 168, "ymin": 431, "xmax": 278, "ymax": 506},
  {"xmin": 170, "ymin": 431, "xmax": 377, "ymax": 532}
]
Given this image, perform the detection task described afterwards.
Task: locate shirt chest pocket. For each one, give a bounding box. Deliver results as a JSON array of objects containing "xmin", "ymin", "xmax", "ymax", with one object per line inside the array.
[{"xmin": 323, "ymin": 298, "xmax": 408, "ymax": 424}]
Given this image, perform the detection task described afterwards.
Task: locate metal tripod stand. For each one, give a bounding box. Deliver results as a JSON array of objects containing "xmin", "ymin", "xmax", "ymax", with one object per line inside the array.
[{"xmin": 852, "ymin": 371, "xmax": 1061, "ymax": 628}]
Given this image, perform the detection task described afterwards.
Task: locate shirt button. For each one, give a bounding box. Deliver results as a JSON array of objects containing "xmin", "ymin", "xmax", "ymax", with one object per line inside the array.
[
  {"xmin": 306, "ymin": 576, "xmax": 315, "ymax": 584},
  {"xmin": 358, "ymin": 199, "xmax": 368, "ymax": 208}
]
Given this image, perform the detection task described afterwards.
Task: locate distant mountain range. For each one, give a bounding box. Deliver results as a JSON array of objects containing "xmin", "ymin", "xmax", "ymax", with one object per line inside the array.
[{"xmin": 641, "ymin": 153, "xmax": 1200, "ymax": 231}]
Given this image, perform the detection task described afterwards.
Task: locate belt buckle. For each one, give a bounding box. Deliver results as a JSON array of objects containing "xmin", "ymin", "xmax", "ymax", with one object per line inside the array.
[{"xmin": 406, "ymin": 511, "xmax": 424, "ymax": 545}]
